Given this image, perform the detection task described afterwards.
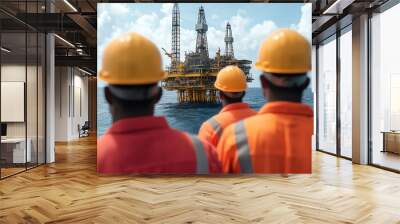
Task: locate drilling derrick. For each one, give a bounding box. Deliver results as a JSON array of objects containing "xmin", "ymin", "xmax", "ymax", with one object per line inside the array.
[
  {"xmin": 171, "ymin": 3, "xmax": 180, "ymax": 69},
  {"xmin": 224, "ymin": 23, "xmax": 234, "ymax": 58},
  {"xmin": 161, "ymin": 4, "xmax": 253, "ymax": 104},
  {"xmin": 195, "ymin": 6, "xmax": 208, "ymax": 57}
]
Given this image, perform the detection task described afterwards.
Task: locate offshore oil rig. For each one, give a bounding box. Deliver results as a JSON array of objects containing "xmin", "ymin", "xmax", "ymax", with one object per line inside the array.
[{"xmin": 161, "ymin": 4, "xmax": 253, "ymax": 103}]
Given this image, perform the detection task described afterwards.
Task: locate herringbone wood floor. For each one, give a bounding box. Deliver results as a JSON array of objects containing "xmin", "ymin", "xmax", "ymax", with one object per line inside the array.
[{"xmin": 0, "ymin": 136, "xmax": 400, "ymax": 224}]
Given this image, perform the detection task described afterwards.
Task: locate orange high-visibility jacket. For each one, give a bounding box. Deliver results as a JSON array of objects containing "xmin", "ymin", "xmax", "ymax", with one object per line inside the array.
[
  {"xmin": 217, "ymin": 102, "xmax": 313, "ymax": 174},
  {"xmin": 198, "ymin": 102, "xmax": 257, "ymax": 147},
  {"xmin": 98, "ymin": 116, "xmax": 221, "ymax": 174}
]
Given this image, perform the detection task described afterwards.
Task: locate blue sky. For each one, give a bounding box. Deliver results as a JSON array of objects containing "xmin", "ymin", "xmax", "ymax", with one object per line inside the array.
[{"xmin": 98, "ymin": 3, "xmax": 311, "ymax": 87}]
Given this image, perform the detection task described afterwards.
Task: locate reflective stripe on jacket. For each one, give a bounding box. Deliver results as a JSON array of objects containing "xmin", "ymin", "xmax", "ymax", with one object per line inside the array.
[
  {"xmin": 188, "ymin": 134, "xmax": 210, "ymax": 174},
  {"xmin": 98, "ymin": 116, "xmax": 221, "ymax": 174},
  {"xmin": 198, "ymin": 102, "xmax": 257, "ymax": 147},
  {"xmin": 217, "ymin": 102, "xmax": 313, "ymax": 174}
]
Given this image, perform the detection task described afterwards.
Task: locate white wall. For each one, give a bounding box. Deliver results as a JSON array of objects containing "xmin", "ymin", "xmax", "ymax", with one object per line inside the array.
[
  {"xmin": 1, "ymin": 63, "xmax": 46, "ymax": 164},
  {"xmin": 1, "ymin": 65, "xmax": 39, "ymax": 138},
  {"xmin": 1, "ymin": 82, "xmax": 25, "ymax": 122},
  {"xmin": 1, "ymin": 66, "xmax": 26, "ymax": 128},
  {"xmin": 1, "ymin": 65, "xmax": 26, "ymax": 141},
  {"xmin": 55, "ymin": 67, "xmax": 69, "ymax": 141},
  {"xmin": 54, "ymin": 67, "xmax": 89, "ymax": 141},
  {"xmin": 77, "ymin": 72, "xmax": 89, "ymax": 138}
]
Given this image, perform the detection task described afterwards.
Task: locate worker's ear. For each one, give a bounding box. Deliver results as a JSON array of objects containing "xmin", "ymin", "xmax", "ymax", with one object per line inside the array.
[
  {"xmin": 153, "ymin": 86, "xmax": 163, "ymax": 104},
  {"xmin": 104, "ymin": 87, "xmax": 113, "ymax": 105},
  {"xmin": 218, "ymin": 91, "xmax": 225, "ymax": 100},
  {"xmin": 260, "ymin": 75, "xmax": 270, "ymax": 98},
  {"xmin": 299, "ymin": 77, "xmax": 310, "ymax": 90},
  {"xmin": 260, "ymin": 75, "xmax": 269, "ymax": 89}
]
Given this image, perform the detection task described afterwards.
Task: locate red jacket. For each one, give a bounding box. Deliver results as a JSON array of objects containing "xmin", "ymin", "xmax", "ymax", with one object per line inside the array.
[{"xmin": 97, "ymin": 116, "xmax": 221, "ymax": 174}]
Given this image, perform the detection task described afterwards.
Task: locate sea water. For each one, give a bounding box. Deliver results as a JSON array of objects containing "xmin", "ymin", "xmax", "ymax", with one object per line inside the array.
[{"xmin": 97, "ymin": 87, "xmax": 313, "ymax": 136}]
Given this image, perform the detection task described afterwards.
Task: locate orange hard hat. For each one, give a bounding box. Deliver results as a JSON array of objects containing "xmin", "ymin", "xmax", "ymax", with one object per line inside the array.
[
  {"xmin": 255, "ymin": 28, "xmax": 311, "ymax": 74},
  {"xmin": 99, "ymin": 32, "xmax": 166, "ymax": 85},
  {"xmin": 214, "ymin": 65, "xmax": 247, "ymax": 92}
]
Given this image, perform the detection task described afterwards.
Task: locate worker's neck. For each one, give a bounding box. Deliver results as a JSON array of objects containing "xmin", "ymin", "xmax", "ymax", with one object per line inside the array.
[
  {"xmin": 222, "ymin": 100, "xmax": 242, "ymax": 107},
  {"xmin": 267, "ymin": 95, "xmax": 302, "ymax": 103},
  {"xmin": 112, "ymin": 107, "xmax": 155, "ymax": 123},
  {"xmin": 268, "ymin": 98, "xmax": 301, "ymax": 103},
  {"xmin": 266, "ymin": 91, "xmax": 302, "ymax": 103}
]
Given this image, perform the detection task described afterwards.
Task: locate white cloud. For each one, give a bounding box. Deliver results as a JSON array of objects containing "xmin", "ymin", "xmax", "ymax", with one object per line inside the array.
[
  {"xmin": 161, "ymin": 3, "xmax": 174, "ymax": 15},
  {"xmin": 108, "ymin": 4, "xmax": 130, "ymax": 15},
  {"xmin": 211, "ymin": 14, "xmax": 219, "ymax": 20},
  {"xmin": 214, "ymin": 12, "xmax": 276, "ymax": 59},
  {"xmin": 224, "ymin": 14, "xmax": 250, "ymax": 36},
  {"xmin": 100, "ymin": 6, "xmax": 182, "ymax": 68},
  {"xmin": 98, "ymin": 10, "xmax": 111, "ymax": 27},
  {"xmin": 207, "ymin": 27, "xmax": 225, "ymax": 57},
  {"xmin": 237, "ymin": 9, "xmax": 247, "ymax": 16},
  {"xmin": 291, "ymin": 4, "xmax": 312, "ymax": 41},
  {"xmin": 180, "ymin": 28, "xmax": 196, "ymax": 58},
  {"xmin": 245, "ymin": 20, "xmax": 278, "ymax": 50},
  {"xmin": 135, "ymin": 13, "xmax": 159, "ymax": 31}
]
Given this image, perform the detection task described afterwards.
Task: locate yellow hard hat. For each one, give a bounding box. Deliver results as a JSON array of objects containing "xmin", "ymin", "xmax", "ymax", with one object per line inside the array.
[
  {"xmin": 99, "ymin": 32, "xmax": 166, "ymax": 85},
  {"xmin": 255, "ymin": 28, "xmax": 311, "ymax": 74},
  {"xmin": 214, "ymin": 65, "xmax": 247, "ymax": 92}
]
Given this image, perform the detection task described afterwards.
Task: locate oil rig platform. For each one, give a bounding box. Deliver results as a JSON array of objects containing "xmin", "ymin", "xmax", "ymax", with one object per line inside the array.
[{"xmin": 161, "ymin": 4, "xmax": 253, "ymax": 103}]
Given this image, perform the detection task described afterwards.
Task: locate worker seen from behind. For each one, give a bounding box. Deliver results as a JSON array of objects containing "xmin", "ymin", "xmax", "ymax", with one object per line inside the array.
[
  {"xmin": 97, "ymin": 32, "xmax": 221, "ymax": 174},
  {"xmin": 217, "ymin": 28, "xmax": 313, "ymax": 174},
  {"xmin": 198, "ymin": 65, "xmax": 257, "ymax": 147}
]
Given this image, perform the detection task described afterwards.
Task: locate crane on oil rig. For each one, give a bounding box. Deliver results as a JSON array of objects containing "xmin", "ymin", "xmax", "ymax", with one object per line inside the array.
[
  {"xmin": 161, "ymin": 4, "xmax": 252, "ymax": 104},
  {"xmin": 162, "ymin": 48, "xmax": 172, "ymax": 58},
  {"xmin": 162, "ymin": 48, "xmax": 175, "ymax": 65}
]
